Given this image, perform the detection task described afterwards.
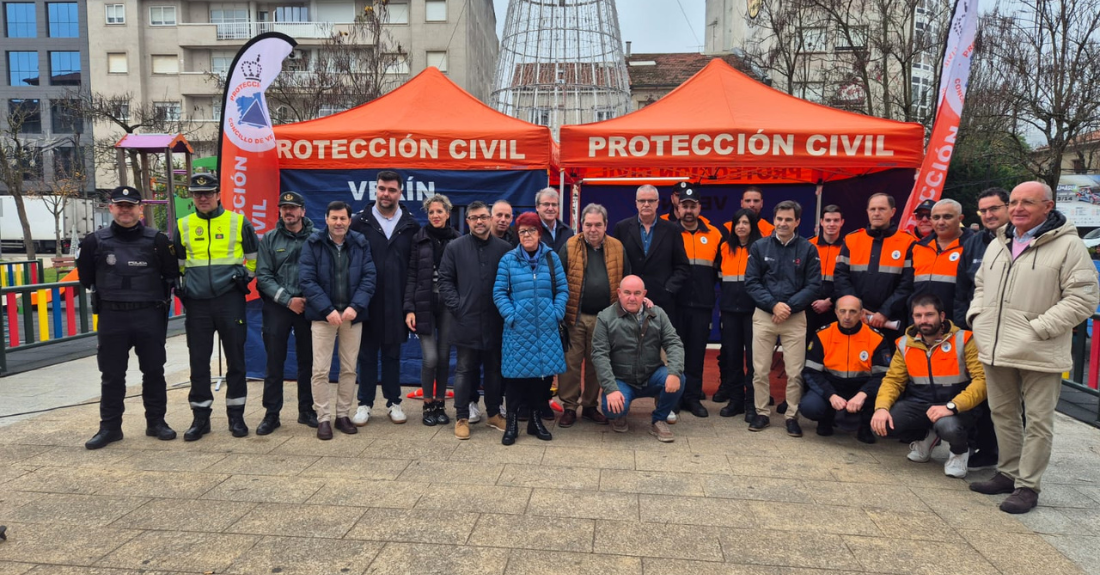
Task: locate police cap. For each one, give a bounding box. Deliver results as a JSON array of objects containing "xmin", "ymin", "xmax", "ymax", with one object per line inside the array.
[
  {"xmin": 278, "ymin": 191, "xmax": 305, "ymax": 207},
  {"xmin": 109, "ymin": 186, "xmax": 142, "ymax": 204},
  {"xmin": 190, "ymin": 173, "xmax": 219, "ymax": 193}
]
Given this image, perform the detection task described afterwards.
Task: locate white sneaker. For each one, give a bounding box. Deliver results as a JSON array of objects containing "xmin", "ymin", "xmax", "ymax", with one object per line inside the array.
[
  {"xmin": 944, "ymin": 451, "xmax": 969, "ymax": 478},
  {"xmin": 468, "ymin": 402, "xmax": 481, "ymax": 424},
  {"xmin": 352, "ymin": 405, "xmax": 371, "ymax": 427},
  {"xmin": 666, "ymin": 411, "xmax": 678, "ymax": 425},
  {"xmin": 389, "ymin": 404, "xmax": 407, "ymax": 424},
  {"xmin": 907, "ymin": 431, "xmax": 940, "ymax": 462}
]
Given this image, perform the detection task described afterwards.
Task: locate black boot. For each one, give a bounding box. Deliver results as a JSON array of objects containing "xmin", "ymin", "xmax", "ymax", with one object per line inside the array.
[
  {"xmin": 184, "ymin": 414, "xmax": 211, "ymax": 442},
  {"xmin": 227, "ymin": 409, "xmax": 249, "ymax": 438},
  {"xmin": 816, "ymin": 410, "xmax": 835, "ymax": 436},
  {"xmin": 719, "ymin": 400, "xmax": 744, "ymax": 418},
  {"xmin": 422, "ymin": 402, "xmax": 438, "ymax": 426},
  {"xmin": 145, "ymin": 420, "xmax": 177, "ymax": 441},
  {"xmin": 502, "ymin": 411, "xmax": 519, "ymax": 445},
  {"xmin": 527, "ymin": 413, "xmax": 552, "ymax": 441},
  {"xmin": 256, "ymin": 414, "xmax": 281, "ymax": 435},
  {"xmin": 85, "ymin": 427, "xmax": 123, "ymax": 450},
  {"xmin": 434, "ymin": 401, "xmax": 451, "ymax": 425},
  {"xmin": 298, "ymin": 410, "xmax": 319, "ymax": 428}
]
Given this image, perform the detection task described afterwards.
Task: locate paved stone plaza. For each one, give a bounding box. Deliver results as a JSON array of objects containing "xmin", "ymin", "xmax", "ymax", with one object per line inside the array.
[{"xmin": 1, "ymin": 335, "xmax": 1099, "ymax": 574}]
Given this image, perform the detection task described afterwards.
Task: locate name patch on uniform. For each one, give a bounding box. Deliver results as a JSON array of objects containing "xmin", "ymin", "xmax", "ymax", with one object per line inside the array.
[
  {"xmin": 215, "ymin": 234, "xmax": 225, "ymax": 240},
  {"xmin": 127, "ymin": 261, "xmax": 148, "ymax": 267}
]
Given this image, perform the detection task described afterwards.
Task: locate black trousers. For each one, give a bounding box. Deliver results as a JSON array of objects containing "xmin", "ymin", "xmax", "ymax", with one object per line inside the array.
[
  {"xmin": 971, "ymin": 400, "xmax": 999, "ymax": 454},
  {"xmin": 888, "ymin": 399, "xmax": 976, "ymax": 454},
  {"xmin": 97, "ymin": 306, "xmax": 169, "ymax": 430},
  {"xmin": 261, "ymin": 300, "xmax": 313, "ymax": 416},
  {"xmin": 185, "ymin": 295, "xmax": 248, "ymax": 416},
  {"xmin": 675, "ymin": 306, "xmax": 712, "ymax": 403},
  {"xmin": 718, "ymin": 311, "xmax": 754, "ymax": 404},
  {"xmin": 357, "ymin": 330, "xmax": 403, "ymax": 407},
  {"xmin": 505, "ymin": 377, "xmax": 544, "ymax": 415},
  {"xmin": 454, "ymin": 346, "xmax": 503, "ymax": 420}
]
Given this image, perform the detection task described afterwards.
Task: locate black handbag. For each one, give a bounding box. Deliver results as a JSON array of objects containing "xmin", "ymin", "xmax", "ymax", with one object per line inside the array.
[{"xmin": 546, "ymin": 252, "xmax": 571, "ymax": 352}]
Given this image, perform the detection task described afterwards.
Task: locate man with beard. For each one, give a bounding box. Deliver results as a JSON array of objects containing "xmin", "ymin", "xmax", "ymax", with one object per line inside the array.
[
  {"xmin": 491, "ymin": 199, "xmax": 518, "ymax": 246},
  {"xmin": 740, "ymin": 187, "xmax": 773, "ymax": 236},
  {"xmin": 871, "ymin": 294, "xmax": 986, "ymax": 479}
]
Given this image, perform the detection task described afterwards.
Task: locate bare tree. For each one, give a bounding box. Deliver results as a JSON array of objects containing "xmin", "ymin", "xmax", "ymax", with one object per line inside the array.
[
  {"xmin": 30, "ymin": 137, "xmax": 87, "ymax": 256},
  {"xmin": 211, "ymin": 3, "xmax": 408, "ymax": 124},
  {"xmin": 973, "ymin": 0, "xmax": 1100, "ymax": 189},
  {"xmin": 0, "ymin": 101, "xmax": 45, "ymax": 259}
]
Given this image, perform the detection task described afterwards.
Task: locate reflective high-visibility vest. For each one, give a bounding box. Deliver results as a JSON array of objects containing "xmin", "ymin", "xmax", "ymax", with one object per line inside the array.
[
  {"xmin": 677, "ymin": 220, "xmax": 723, "ymax": 308},
  {"xmin": 177, "ymin": 208, "xmax": 256, "ymax": 298},
  {"xmin": 806, "ymin": 322, "xmax": 886, "ymax": 379},
  {"xmin": 897, "ymin": 329, "xmax": 971, "ymax": 402},
  {"xmin": 809, "ymin": 235, "xmax": 843, "ymax": 283},
  {"xmin": 911, "ymin": 235, "xmax": 965, "ymax": 318}
]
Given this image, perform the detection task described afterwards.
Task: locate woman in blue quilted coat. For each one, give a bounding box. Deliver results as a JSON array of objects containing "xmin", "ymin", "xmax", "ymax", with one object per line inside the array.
[{"xmin": 493, "ymin": 212, "xmax": 569, "ymax": 445}]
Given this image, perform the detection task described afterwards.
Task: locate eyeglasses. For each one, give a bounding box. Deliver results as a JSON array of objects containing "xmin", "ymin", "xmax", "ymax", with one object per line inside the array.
[
  {"xmin": 466, "ymin": 215, "xmax": 490, "ymax": 222},
  {"xmin": 636, "ymin": 199, "xmax": 659, "ymax": 204},
  {"xmin": 517, "ymin": 228, "xmax": 539, "ymax": 236},
  {"xmin": 914, "ymin": 212, "xmax": 931, "ymax": 220},
  {"xmin": 192, "ymin": 191, "xmax": 217, "ymax": 198},
  {"xmin": 977, "ymin": 204, "xmax": 1006, "ymax": 215}
]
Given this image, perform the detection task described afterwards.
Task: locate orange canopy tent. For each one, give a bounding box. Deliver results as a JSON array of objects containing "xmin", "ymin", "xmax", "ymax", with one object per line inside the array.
[
  {"xmin": 558, "ymin": 59, "xmax": 926, "ymax": 185},
  {"xmin": 273, "ymin": 67, "xmax": 553, "ymax": 172}
]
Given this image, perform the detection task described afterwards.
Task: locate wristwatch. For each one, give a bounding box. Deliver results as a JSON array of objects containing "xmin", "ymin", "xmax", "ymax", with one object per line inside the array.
[{"xmin": 946, "ymin": 402, "xmax": 958, "ymax": 414}]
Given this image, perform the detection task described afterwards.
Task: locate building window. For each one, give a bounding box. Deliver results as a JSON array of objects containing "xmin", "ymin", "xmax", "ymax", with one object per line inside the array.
[
  {"xmin": 529, "ymin": 108, "xmax": 551, "ymax": 126},
  {"xmin": 151, "ymin": 54, "xmax": 178, "ymax": 74},
  {"xmin": 318, "ymin": 104, "xmax": 344, "ymax": 117},
  {"xmin": 108, "ymin": 98, "xmax": 129, "ymax": 121},
  {"xmin": 797, "ymin": 27, "xmax": 827, "ymax": 54},
  {"xmin": 426, "ymin": 50, "xmax": 447, "ymax": 72},
  {"xmin": 274, "ymin": 6, "xmax": 308, "ymax": 22},
  {"xmin": 49, "ymin": 51, "xmax": 81, "ymax": 85},
  {"xmin": 212, "ymin": 52, "xmax": 234, "ymax": 77},
  {"xmin": 211, "ymin": 8, "xmax": 249, "ymax": 39},
  {"xmin": 7, "ymin": 51, "xmax": 38, "ymax": 86},
  {"xmin": 153, "ymin": 101, "xmax": 181, "ymax": 122},
  {"xmin": 4, "ymin": 2, "xmax": 35, "ymax": 38},
  {"xmin": 50, "ymin": 99, "xmax": 82, "ymax": 133},
  {"xmin": 595, "ymin": 108, "xmax": 615, "ymax": 122},
  {"xmin": 385, "ymin": 54, "xmax": 409, "ymax": 74},
  {"xmin": 107, "ymin": 52, "xmax": 127, "ymax": 73},
  {"xmin": 46, "ymin": 3, "xmax": 78, "ymax": 37},
  {"xmin": 425, "ymin": 0, "xmax": 446, "ymax": 22},
  {"xmin": 53, "ymin": 146, "xmax": 87, "ymax": 177},
  {"xmin": 105, "ymin": 3, "xmax": 124, "ymax": 24},
  {"xmin": 835, "ymin": 25, "xmax": 868, "ymax": 50},
  {"xmin": 386, "ymin": 0, "xmax": 409, "ymax": 24},
  {"xmin": 8, "ymin": 98, "xmax": 41, "ymax": 133},
  {"xmin": 1072, "ymin": 158, "xmax": 1086, "ymax": 174},
  {"xmin": 149, "ymin": 5, "xmax": 176, "ymax": 26}
]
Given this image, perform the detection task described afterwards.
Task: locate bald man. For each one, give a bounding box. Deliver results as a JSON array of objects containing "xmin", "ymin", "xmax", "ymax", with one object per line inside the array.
[
  {"xmin": 801, "ymin": 296, "xmax": 891, "ymax": 442},
  {"xmin": 910, "ymin": 198, "xmax": 970, "ymax": 323},
  {"xmin": 968, "ymin": 181, "xmax": 1098, "ymax": 514},
  {"xmin": 592, "ymin": 275, "xmax": 685, "ymax": 443}
]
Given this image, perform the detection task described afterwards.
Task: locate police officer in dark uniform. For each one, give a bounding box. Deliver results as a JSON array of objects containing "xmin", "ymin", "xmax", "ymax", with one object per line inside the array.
[
  {"xmin": 174, "ymin": 173, "xmax": 260, "ymax": 441},
  {"xmin": 78, "ymin": 186, "xmax": 179, "ymax": 449}
]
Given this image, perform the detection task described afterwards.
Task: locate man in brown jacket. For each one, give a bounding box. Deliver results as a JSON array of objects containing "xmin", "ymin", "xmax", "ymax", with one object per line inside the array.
[
  {"xmin": 967, "ymin": 181, "xmax": 1099, "ymax": 514},
  {"xmin": 557, "ymin": 204, "xmax": 629, "ymax": 427}
]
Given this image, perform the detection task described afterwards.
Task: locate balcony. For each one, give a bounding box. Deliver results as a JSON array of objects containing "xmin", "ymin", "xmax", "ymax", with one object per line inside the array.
[
  {"xmin": 178, "ymin": 72, "xmax": 221, "ymax": 96},
  {"xmin": 178, "ymin": 21, "xmax": 360, "ymax": 47}
]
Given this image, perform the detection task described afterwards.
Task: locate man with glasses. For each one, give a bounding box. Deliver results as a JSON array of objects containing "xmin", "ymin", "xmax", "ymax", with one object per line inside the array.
[
  {"xmin": 79, "ymin": 186, "xmax": 179, "ymax": 449},
  {"xmin": 612, "ymin": 185, "xmax": 690, "ymax": 324},
  {"xmin": 834, "ymin": 193, "xmax": 915, "ymax": 344},
  {"xmin": 955, "ymin": 187, "xmax": 1010, "ymax": 470},
  {"xmin": 535, "ymin": 188, "xmax": 574, "ymax": 252},
  {"xmin": 439, "ymin": 201, "xmax": 512, "ymax": 439},
  {"xmin": 350, "ymin": 170, "xmax": 420, "ymax": 426},
  {"xmin": 967, "ymin": 182, "xmax": 1098, "ymax": 513},
  {"xmin": 174, "ymin": 173, "xmax": 260, "ymax": 441},
  {"xmin": 912, "ymin": 199, "xmax": 935, "ymax": 241},
  {"xmin": 910, "ymin": 199, "xmax": 970, "ymax": 323}
]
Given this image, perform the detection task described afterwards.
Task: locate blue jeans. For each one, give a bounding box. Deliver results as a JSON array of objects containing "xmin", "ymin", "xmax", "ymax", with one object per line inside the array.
[{"xmin": 601, "ymin": 366, "xmax": 684, "ymax": 424}]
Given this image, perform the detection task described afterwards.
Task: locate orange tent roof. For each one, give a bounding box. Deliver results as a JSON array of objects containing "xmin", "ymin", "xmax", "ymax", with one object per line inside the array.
[
  {"xmin": 559, "ymin": 59, "xmax": 926, "ymax": 185},
  {"xmin": 273, "ymin": 67, "xmax": 553, "ymax": 171}
]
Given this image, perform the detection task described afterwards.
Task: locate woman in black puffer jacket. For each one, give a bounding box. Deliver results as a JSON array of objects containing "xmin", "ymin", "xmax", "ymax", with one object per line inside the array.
[{"xmin": 404, "ymin": 194, "xmax": 459, "ymax": 426}]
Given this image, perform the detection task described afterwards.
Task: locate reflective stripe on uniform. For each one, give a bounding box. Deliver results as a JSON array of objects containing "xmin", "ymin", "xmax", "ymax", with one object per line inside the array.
[
  {"xmin": 189, "ymin": 399, "xmax": 213, "ymax": 408},
  {"xmin": 225, "ymin": 396, "xmax": 247, "ymax": 407}
]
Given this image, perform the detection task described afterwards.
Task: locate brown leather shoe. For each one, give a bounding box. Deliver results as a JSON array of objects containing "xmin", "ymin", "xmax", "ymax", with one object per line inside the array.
[
  {"xmin": 1000, "ymin": 487, "xmax": 1039, "ymax": 514},
  {"xmin": 317, "ymin": 420, "xmax": 333, "ymax": 440},
  {"xmin": 581, "ymin": 406, "xmax": 608, "ymax": 424},
  {"xmin": 559, "ymin": 409, "xmax": 577, "ymax": 428},
  {"xmin": 334, "ymin": 417, "xmax": 358, "ymax": 435},
  {"xmin": 970, "ymin": 472, "xmax": 1015, "ymax": 495}
]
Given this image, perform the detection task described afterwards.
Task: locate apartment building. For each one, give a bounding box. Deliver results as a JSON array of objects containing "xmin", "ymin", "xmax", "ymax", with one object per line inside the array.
[
  {"xmin": 1, "ymin": 0, "xmax": 95, "ymax": 194},
  {"xmin": 85, "ymin": 0, "xmax": 498, "ymax": 186}
]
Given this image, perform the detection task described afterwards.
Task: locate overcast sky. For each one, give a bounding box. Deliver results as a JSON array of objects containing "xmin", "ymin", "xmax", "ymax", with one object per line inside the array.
[{"xmin": 492, "ymin": 0, "xmax": 708, "ymax": 54}]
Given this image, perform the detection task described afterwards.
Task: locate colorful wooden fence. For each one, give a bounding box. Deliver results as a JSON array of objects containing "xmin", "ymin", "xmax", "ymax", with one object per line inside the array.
[{"xmin": 0, "ymin": 260, "xmax": 44, "ymax": 288}]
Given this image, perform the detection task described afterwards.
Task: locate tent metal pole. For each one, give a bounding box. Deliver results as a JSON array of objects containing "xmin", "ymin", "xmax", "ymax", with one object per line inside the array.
[{"xmin": 814, "ymin": 183, "xmax": 824, "ymax": 237}]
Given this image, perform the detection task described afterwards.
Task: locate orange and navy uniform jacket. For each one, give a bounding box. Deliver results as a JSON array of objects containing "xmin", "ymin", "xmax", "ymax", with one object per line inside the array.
[
  {"xmin": 718, "ymin": 237, "xmax": 754, "ymax": 314},
  {"xmin": 834, "ymin": 224, "xmax": 915, "ymax": 322},
  {"xmin": 757, "ymin": 217, "xmax": 774, "ymax": 237},
  {"xmin": 909, "ymin": 229, "xmax": 971, "ymax": 322},
  {"xmin": 804, "ymin": 321, "xmax": 891, "ymax": 398},
  {"xmin": 676, "ymin": 219, "xmax": 724, "ymax": 310},
  {"xmin": 809, "ymin": 234, "xmax": 843, "ymax": 303},
  {"xmin": 875, "ymin": 321, "xmax": 987, "ymax": 411}
]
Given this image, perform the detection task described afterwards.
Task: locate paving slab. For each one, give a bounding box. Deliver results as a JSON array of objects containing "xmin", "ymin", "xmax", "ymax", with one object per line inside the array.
[
  {"xmin": 505, "ymin": 550, "xmax": 641, "ymax": 575},
  {"xmin": 468, "ymin": 514, "xmax": 595, "ymax": 552},
  {"xmin": 94, "ymin": 530, "xmax": 260, "ymax": 572},
  {"xmin": 225, "ymin": 535, "xmax": 382, "ymax": 575},
  {"xmin": 363, "ymin": 543, "xmax": 508, "ymax": 575},
  {"xmin": 345, "ymin": 507, "xmax": 480, "ymax": 544}
]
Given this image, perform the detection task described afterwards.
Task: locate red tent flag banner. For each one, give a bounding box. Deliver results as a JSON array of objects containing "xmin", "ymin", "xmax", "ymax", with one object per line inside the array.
[
  {"xmin": 898, "ymin": 0, "xmax": 978, "ymax": 232},
  {"xmin": 558, "ymin": 59, "xmax": 926, "ymax": 185},
  {"xmin": 217, "ymin": 32, "xmax": 297, "ymax": 236}
]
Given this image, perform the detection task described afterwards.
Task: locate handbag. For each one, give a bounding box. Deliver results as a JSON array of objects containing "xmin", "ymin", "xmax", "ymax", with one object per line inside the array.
[{"xmin": 546, "ymin": 252, "xmax": 572, "ymax": 352}]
